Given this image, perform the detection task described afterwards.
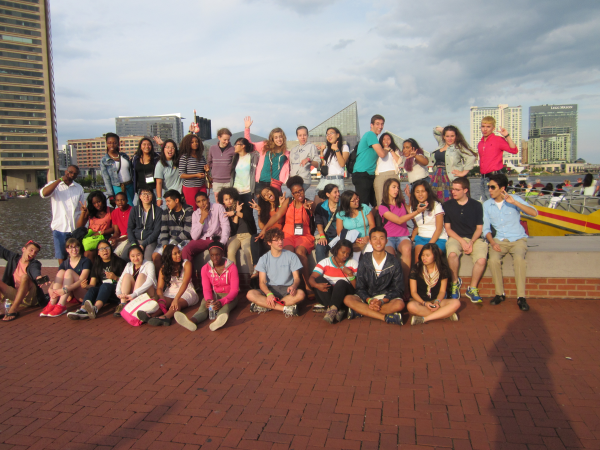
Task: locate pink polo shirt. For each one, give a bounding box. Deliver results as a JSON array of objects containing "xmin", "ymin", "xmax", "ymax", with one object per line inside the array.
[{"xmin": 477, "ymin": 134, "xmax": 518, "ymax": 175}]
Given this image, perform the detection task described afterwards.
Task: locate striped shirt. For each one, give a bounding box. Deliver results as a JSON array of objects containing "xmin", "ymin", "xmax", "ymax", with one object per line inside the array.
[
  {"xmin": 178, "ymin": 154, "xmax": 206, "ymax": 188},
  {"xmin": 313, "ymin": 257, "xmax": 358, "ymax": 285}
]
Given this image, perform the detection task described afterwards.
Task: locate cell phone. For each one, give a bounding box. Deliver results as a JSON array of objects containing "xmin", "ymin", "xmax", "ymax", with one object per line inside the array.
[
  {"xmin": 419, "ymin": 203, "xmax": 426, "ymax": 207},
  {"xmin": 36, "ymin": 275, "xmax": 50, "ymax": 285},
  {"xmin": 273, "ymin": 297, "xmax": 285, "ymax": 306}
]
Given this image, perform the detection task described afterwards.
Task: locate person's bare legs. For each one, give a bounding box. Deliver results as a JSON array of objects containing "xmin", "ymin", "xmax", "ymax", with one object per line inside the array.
[
  {"xmin": 288, "ymin": 245, "xmax": 312, "ymax": 296},
  {"xmin": 398, "ymin": 240, "xmax": 412, "ymax": 297},
  {"xmin": 57, "ymin": 269, "xmax": 80, "ymax": 306},
  {"xmin": 343, "ymin": 295, "xmax": 405, "ymax": 321},
  {"xmin": 414, "ymin": 244, "xmax": 424, "ymax": 264},
  {"xmin": 447, "ymin": 252, "xmax": 460, "ymax": 283},
  {"xmin": 152, "ymin": 252, "xmax": 162, "ymax": 276},
  {"xmin": 407, "ymin": 298, "xmax": 460, "ymax": 322},
  {"xmin": 2, "ymin": 274, "xmax": 35, "ymax": 320},
  {"xmin": 471, "ymin": 258, "xmax": 487, "ymax": 288},
  {"xmin": 247, "ymin": 289, "xmax": 305, "ymax": 312}
]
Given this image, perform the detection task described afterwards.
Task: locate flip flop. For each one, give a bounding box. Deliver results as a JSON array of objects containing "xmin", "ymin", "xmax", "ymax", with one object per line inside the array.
[
  {"xmin": 148, "ymin": 317, "xmax": 171, "ymax": 327},
  {"xmin": 3, "ymin": 312, "xmax": 19, "ymax": 322}
]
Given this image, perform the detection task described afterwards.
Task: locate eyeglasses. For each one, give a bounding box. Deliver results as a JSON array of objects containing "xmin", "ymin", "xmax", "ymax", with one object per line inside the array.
[
  {"xmin": 97, "ymin": 247, "xmax": 111, "ymax": 252},
  {"xmin": 487, "ymin": 185, "xmax": 498, "ymax": 190},
  {"xmin": 291, "ymin": 189, "xmax": 304, "ymax": 195},
  {"xmin": 326, "ymin": 132, "xmax": 337, "ymax": 137},
  {"xmin": 139, "ymin": 192, "xmax": 152, "ymax": 197}
]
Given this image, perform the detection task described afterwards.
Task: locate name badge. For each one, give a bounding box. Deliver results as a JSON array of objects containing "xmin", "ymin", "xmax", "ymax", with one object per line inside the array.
[
  {"xmin": 294, "ymin": 224, "xmax": 303, "ymax": 236},
  {"xmin": 145, "ymin": 176, "xmax": 154, "ymax": 184}
]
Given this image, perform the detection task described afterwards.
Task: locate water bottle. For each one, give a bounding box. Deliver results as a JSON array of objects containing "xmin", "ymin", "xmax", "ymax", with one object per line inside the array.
[
  {"xmin": 4, "ymin": 299, "xmax": 12, "ymax": 315},
  {"xmin": 209, "ymin": 304, "xmax": 217, "ymax": 320}
]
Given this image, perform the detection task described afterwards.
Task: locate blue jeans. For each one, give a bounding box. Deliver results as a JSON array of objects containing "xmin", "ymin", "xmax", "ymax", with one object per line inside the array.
[
  {"xmin": 479, "ymin": 176, "xmax": 490, "ymax": 202},
  {"xmin": 84, "ymin": 283, "xmax": 119, "ymax": 305},
  {"xmin": 386, "ymin": 236, "xmax": 410, "ymax": 251},
  {"xmin": 315, "ymin": 243, "xmax": 330, "ymax": 263},
  {"xmin": 52, "ymin": 230, "xmax": 71, "ymax": 260}
]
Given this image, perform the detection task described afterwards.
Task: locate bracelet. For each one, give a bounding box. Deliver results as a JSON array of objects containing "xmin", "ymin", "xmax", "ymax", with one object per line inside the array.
[
  {"xmin": 156, "ymin": 197, "xmax": 162, "ymax": 200},
  {"xmin": 347, "ymin": 276, "xmax": 356, "ymax": 281},
  {"xmin": 366, "ymin": 297, "xmax": 371, "ymax": 304},
  {"xmin": 266, "ymin": 293, "xmax": 274, "ymax": 297}
]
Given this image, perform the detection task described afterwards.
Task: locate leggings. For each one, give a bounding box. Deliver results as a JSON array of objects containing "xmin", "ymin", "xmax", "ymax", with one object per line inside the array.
[
  {"xmin": 313, "ymin": 276, "xmax": 355, "ymax": 309},
  {"xmin": 192, "ymin": 296, "xmax": 238, "ymax": 323},
  {"xmin": 84, "ymin": 283, "xmax": 118, "ymax": 305}
]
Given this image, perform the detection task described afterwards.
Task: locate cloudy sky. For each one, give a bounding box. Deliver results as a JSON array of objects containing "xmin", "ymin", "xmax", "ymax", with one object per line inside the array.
[{"xmin": 51, "ymin": 0, "xmax": 600, "ymax": 162}]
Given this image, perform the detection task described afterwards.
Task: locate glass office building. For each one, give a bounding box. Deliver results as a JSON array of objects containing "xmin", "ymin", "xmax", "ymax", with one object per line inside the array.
[
  {"xmin": 308, "ymin": 102, "xmax": 361, "ymax": 149},
  {"xmin": 116, "ymin": 114, "xmax": 185, "ymax": 149},
  {"xmin": 529, "ymin": 104, "xmax": 577, "ymax": 162},
  {"xmin": 0, "ymin": 0, "xmax": 59, "ymax": 192}
]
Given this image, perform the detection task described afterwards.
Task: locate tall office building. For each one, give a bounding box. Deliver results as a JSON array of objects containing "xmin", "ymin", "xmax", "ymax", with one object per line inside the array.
[
  {"xmin": 470, "ymin": 104, "xmax": 522, "ymax": 166},
  {"xmin": 58, "ymin": 144, "xmax": 76, "ymax": 171},
  {"xmin": 527, "ymin": 134, "xmax": 571, "ymax": 165},
  {"xmin": 192, "ymin": 112, "xmax": 211, "ymax": 141},
  {"xmin": 115, "ymin": 114, "xmax": 184, "ymax": 148},
  {"xmin": 528, "ymin": 104, "xmax": 577, "ymax": 162},
  {"xmin": 308, "ymin": 102, "xmax": 360, "ymax": 149},
  {"xmin": 68, "ymin": 135, "xmax": 143, "ymax": 170},
  {"xmin": 0, "ymin": 0, "xmax": 58, "ymax": 192}
]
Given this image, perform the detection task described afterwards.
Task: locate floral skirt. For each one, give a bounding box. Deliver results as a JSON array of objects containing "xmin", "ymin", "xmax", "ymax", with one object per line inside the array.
[{"xmin": 431, "ymin": 167, "xmax": 451, "ymax": 203}]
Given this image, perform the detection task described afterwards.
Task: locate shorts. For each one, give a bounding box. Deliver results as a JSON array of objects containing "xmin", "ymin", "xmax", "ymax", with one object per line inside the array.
[
  {"xmin": 414, "ymin": 235, "xmax": 446, "ymax": 252},
  {"xmin": 0, "ymin": 283, "xmax": 37, "ymax": 307},
  {"xmin": 154, "ymin": 241, "xmax": 188, "ymax": 256},
  {"xmin": 212, "ymin": 182, "xmax": 230, "ymax": 195},
  {"xmin": 283, "ymin": 234, "xmax": 315, "ymax": 252},
  {"xmin": 259, "ymin": 285, "xmax": 292, "ymax": 299},
  {"xmin": 386, "ymin": 236, "xmax": 411, "ymax": 250},
  {"xmin": 446, "ymin": 237, "xmax": 488, "ymax": 263},
  {"xmin": 52, "ymin": 230, "xmax": 71, "ymax": 260},
  {"xmin": 348, "ymin": 293, "xmax": 401, "ymax": 304}
]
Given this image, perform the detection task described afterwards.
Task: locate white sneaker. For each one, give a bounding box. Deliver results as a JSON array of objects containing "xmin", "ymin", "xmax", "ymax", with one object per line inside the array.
[
  {"xmin": 283, "ymin": 305, "xmax": 298, "ymax": 318},
  {"xmin": 209, "ymin": 313, "xmax": 228, "ymax": 331},
  {"xmin": 174, "ymin": 311, "xmax": 197, "ymax": 332}
]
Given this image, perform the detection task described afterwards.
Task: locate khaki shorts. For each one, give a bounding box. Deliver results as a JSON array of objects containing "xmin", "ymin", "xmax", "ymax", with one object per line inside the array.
[
  {"xmin": 446, "ymin": 237, "xmax": 488, "ymax": 263},
  {"xmin": 0, "ymin": 284, "xmax": 38, "ymax": 307}
]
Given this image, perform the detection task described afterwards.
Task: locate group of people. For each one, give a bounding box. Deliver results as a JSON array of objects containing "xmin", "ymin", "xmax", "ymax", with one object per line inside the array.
[{"xmin": 0, "ymin": 113, "xmax": 537, "ymax": 327}]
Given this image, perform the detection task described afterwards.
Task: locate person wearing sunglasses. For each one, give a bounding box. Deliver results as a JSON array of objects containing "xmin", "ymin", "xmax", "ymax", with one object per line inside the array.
[
  {"xmin": 0, "ymin": 240, "xmax": 48, "ymax": 321},
  {"xmin": 483, "ymin": 174, "xmax": 538, "ymax": 311}
]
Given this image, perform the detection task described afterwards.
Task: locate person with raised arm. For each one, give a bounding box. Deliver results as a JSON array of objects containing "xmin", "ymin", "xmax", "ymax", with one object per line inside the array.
[
  {"xmin": 153, "ymin": 138, "xmax": 182, "ymax": 209},
  {"xmin": 478, "ymin": 117, "xmax": 518, "ymax": 201},
  {"xmin": 246, "ymin": 228, "xmax": 305, "ymax": 317},
  {"xmin": 407, "ymin": 243, "xmax": 459, "ymax": 325},
  {"xmin": 315, "ymin": 127, "xmax": 349, "ymax": 200},
  {"xmin": 174, "ymin": 238, "xmax": 240, "ymax": 332},
  {"xmin": 430, "ymin": 125, "xmax": 477, "ymax": 203},
  {"xmin": 243, "ymin": 116, "xmax": 290, "ymax": 195},
  {"xmin": 401, "ymin": 138, "xmax": 430, "ymax": 196},
  {"xmin": 178, "ymin": 133, "xmax": 207, "ymax": 210},
  {"xmin": 40, "ymin": 165, "xmax": 84, "ymax": 265},
  {"xmin": 43, "ymin": 238, "xmax": 91, "ymax": 318},
  {"xmin": 100, "ymin": 133, "xmax": 134, "ymax": 206},
  {"xmin": 0, "ymin": 240, "xmax": 48, "ymax": 321},
  {"xmin": 443, "ymin": 177, "xmax": 487, "ymax": 304},
  {"xmin": 343, "ymin": 227, "xmax": 404, "ymax": 325},
  {"xmin": 352, "ymin": 114, "xmax": 386, "ymax": 207}
]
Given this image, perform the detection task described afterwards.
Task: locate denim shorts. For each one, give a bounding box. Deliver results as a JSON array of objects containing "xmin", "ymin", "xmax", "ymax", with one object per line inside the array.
[
  {"xmin": 386, "ymin": 235, "xmax": 411, "ymax": 250},
  {"xmin": 414, "ymin": 235, "xmax": 447, "ymax": 252},
  {"xmin": 52, "ymin": 230, "xmax": 71, "ymax": 260}
]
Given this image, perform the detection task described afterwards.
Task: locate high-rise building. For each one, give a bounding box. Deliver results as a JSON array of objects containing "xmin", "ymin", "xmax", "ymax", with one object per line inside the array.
[
  {"xmin": 0, "ymin": 0, "xmax": 58, "ymax": 192},
  {"xmin": 308, "ymin": 102, "xmax": 360, "ymax": 149},
  {"xmin": 58, "ymin": 144, "xmax": 76, "ymax": 171},
  {"xmin": 529, "ymin": 104, "xmax": 577, "ymax": 162},
  {"xmin": 527, "ymin": 134, "xmax": 571, "ymax": 165},
  {"xmin": 192, "ymin": 112, "xmax": 211, "ymax": 141},
  {"xmin": 68, "ymin": 135, "xmax": 144, "ymax": 170},
  {"xmin": 470, "ymin": 104, "xmax": 522, "ymax": 166},
  {"xmin": 115, "ymin": 114, "xmax": 184, "ymax": 148}
]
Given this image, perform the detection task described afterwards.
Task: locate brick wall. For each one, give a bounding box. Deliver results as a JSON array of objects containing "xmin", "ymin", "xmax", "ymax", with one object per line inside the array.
[{"xmin": 459, "ymin": 276, "xmax": 599, "ymax": 299}]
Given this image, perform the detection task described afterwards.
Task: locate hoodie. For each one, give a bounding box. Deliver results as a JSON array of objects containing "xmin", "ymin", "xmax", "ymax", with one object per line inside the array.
[
  {"xmin": 201, "ymin": 258, "xmax": 239, "ymax": 305},
  {"xmin": 158, "ymin": 204, "xmax": 194, "ymax": 247},
  {"xmin": 127, "ymin": 202, "xmax": 162, "ymax": 247}
]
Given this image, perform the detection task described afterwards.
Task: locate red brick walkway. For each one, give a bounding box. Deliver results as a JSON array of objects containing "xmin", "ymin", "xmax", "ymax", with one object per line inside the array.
[{"xmin": 0, "ymin": 268, "xmax": 597, "ymax": 449}]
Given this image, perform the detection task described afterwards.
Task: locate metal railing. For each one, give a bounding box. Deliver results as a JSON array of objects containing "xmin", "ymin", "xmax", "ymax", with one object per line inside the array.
[{"xmin": 510, "ymin": 189, "xmax": 600, "ymax": 215}]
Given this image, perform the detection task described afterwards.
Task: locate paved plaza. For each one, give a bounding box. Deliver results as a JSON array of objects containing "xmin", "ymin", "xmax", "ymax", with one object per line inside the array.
[{"xmin": 0, "ymin": 268, "xmax": 598, "ymax": 449}]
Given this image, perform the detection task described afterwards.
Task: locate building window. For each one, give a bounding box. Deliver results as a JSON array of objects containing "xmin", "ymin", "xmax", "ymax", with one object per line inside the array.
[{"xmin": 1, "ymin": 159, "xmax": 48, "ymax": 166}]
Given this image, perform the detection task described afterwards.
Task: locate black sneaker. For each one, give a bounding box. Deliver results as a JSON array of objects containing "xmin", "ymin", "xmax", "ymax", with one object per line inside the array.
[
  {"xmin": 490, "ymin": 294, "xmax": 506, "ymax": 305},
  {"xmin": 67, "ymin": 309, "xmax": 88, "ymax": 320},
  {"xmin": 517, "ymin": 297, "xmax": 530, "ymax": 311}
]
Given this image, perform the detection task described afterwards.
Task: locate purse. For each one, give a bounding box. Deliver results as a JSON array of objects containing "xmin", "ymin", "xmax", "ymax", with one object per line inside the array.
[
  {"xmin": 269, "ymin": 152, "xmax": 284, "ymax": 192},
  {"xmin": 121, "ymin": 294, "xmax": 166, "ymax": 327},
  {"xmin": 82, "ymin": 229, "xmax": 104, "ymax": 251}
]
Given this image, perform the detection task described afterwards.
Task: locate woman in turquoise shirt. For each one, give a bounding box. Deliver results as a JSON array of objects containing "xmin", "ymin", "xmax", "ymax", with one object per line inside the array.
[{"xmin": 335, "ymin": 190, "xmax": 376, "ymax": 261}]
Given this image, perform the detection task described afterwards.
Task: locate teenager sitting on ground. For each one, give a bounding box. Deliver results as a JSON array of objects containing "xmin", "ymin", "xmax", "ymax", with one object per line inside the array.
[
  {"xmin": 108, "ymin": 192, "xmax": 132, "ymax": 258},
  {"xmin": 68, "ymin": 240, "xmax": 126, "ymax": 320},
  {"xmin": 139, "ymin": 244, "xmax": 199, "ymax": 326},
  {"xmin": 408, "ymin": 243, "xmax": 460, "ymax": 325},
  {"xmin": 43, "ymin": 238, "xmax": 91, "ymax": 317},
  {"xmin": 77, "ymin": 190, "xmax": 114, "ymax": 260},
  {"xmin": 0, "ymin": 240, "xmax": 47, "ymax": 322},
  {"xmin": 343, "ymin": 227, "xmax": 404, "ymax": 325},
  {"xmin": 219, "ymin": 187, "xmax": 257, "ymax": 269},
  {"xmin": 124, "ymin": 188, "xmax": 162, "ymax": 262},
  {"xmin": 246, "ymin": 228, "xmax": 305, "ymax": 317},
  {"xmin": 174, "ymin": 237, "xmax": 240, "ymax": 332},
  {"xmin": 309, "ymin": 239, "xmax": 357, "ymax": 325},
  {"xmin": 112, "ymin": 245, "xmax": 157, "ymax": 318},
  {"xmin": 152, "ymin": 189, "xmax": 193, "ymax": 273},
  {"xmin": 255, "ymin": 176, "xmax": 314, "ymax": 297}
]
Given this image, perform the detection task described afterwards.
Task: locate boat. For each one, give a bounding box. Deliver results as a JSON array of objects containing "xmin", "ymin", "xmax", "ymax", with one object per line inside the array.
[
  {"xmin": 516, "ymin": 191, "xmax": 600, "ymax": 236},
  {"xmin": 518, "ymin": 174, "xmax": 528, "ymax": 182}
]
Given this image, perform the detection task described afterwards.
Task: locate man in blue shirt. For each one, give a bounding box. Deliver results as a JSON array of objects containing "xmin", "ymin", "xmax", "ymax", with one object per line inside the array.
[
  {"xmin": 483, "ymin": 174, "xmax": 538, "ymax": 311},
  {"xmin": 352, "ymin": 115, "xmax": 386, "ymax": 207}
]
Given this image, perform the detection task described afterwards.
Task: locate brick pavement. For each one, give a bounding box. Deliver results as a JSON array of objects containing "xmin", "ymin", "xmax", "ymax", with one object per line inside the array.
[{"xmin": 0, "ymin": 267, "xmax": 598, "ymax": 449}]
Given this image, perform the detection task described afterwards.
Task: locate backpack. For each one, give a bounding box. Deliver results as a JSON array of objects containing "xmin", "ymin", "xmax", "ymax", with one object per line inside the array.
[{"xmin": 346, "ymin": 142, "xmax": 359, "ymax": 174}]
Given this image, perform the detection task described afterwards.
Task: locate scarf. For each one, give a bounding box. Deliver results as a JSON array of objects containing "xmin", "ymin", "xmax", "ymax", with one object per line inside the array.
[
  {"xmin": 422, "ymin": 265, "xmax": 439, "ymax": 299},
  {"xmin": 404, "ymin": 148, "xmax": 424, "ymax": 172}
]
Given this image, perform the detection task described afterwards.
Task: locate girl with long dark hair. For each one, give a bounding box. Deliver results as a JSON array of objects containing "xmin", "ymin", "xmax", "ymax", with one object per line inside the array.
[
  {"xmin": 401, "ymin": 138, "xmax": 430, "ymax": 193},
  {"xmin": 314, "ymin": 184, "xmax": 340, "ymax": 263},
  {"xmin": 316, "ymin": 127, "xmax": 348, "ymax": 196},
  {"xmin": 114, "ymin": 245, "xmax": 157, "ymax": 317},
  {"xmin": 373, "ymin": 132, "xmax": 401, "ymax": 206},
  {"xmin": 230, "ymin": 137, "xmax": 259, "ymax": 206},
  {"xmin": 219, "ymin": 187, "xmax": 257, "ymax": 270},
  {"xmin": 178, "ymin": 133, "xmax": 207, "ymax": 209},
  {"xmin": 132, "ymin": 137, "xmax": 160, "ymax": 198},
  {"xmin": 154, "ymin": 138, "xmax": 182, "ymax": 209},
  {"xmin": 77, "ymin": 190, "xmax": 114, "ymax": 260},
  {"xmin": 336, "ymin": 190, "xmax": 376, "ymax": 261},
  {"xmin": 430, "ymin": 125, "xmax": 477, "ymax": 202},
  {"xmin": 407, "ymin": 243, "xmax": 459, "ymax": 325},
  {"xmin": 409, "ymin": 180, "xmax": 447, "ymax": 262},
  {"xmin": 138, "ymin": 244, "xmax": 198, "ymax": 326}
]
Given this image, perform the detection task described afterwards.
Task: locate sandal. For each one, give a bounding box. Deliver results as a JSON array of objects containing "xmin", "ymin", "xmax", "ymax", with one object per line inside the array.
[
  {"xmin": 148, "ymin": 317, "xmax": 171, "ymax": 327},
  {"xmin": 137, "ymin": 311, "xmax": 151, "ymax": 323},
  {"xmin": 3, "ymin": 312, "xmax": 19, "ymax": 322}
]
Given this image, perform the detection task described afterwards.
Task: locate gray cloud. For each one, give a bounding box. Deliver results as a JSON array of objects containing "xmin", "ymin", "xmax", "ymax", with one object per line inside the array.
[{"xmin": 333, "ymin": 39, "xmax": 354, "ymax": 50}]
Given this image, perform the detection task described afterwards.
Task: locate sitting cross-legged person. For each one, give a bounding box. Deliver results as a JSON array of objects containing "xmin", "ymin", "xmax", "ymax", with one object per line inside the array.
[
  {"xmin": 246, "ymin": 228, "xmax": 305, "ymax": 318},
  {"xmin": 407, "ymin": 243, "xmax": 460, "ymax": 325},
  {"xmin": 343, "ymin": 227, "xmax": 405, "ymax": 325},
  {"xmin": 174, "ymin": 237, "xmax": 240, "ymax": 332}
]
